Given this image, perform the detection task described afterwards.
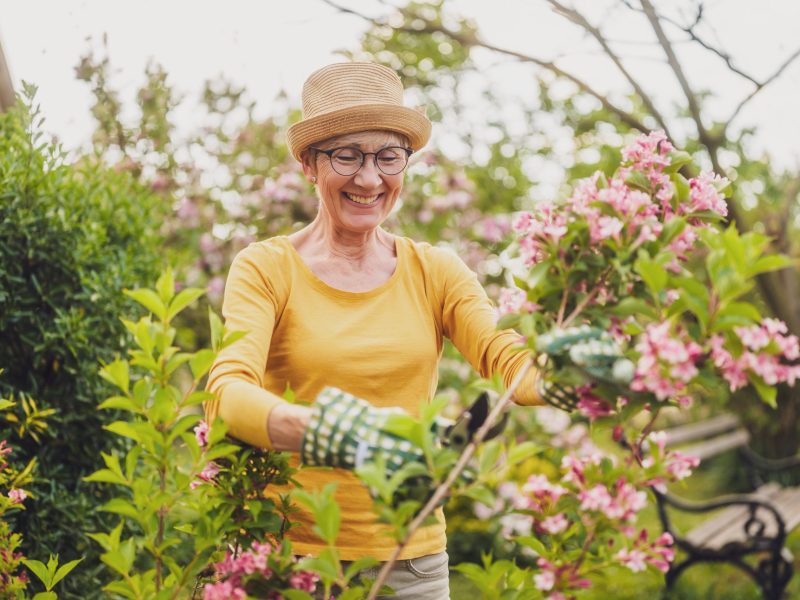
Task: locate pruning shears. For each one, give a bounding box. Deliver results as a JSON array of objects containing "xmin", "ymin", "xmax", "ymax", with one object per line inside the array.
[{"xmin": 439, "ymin": 392, "xmax": 509, "ymax": 453}]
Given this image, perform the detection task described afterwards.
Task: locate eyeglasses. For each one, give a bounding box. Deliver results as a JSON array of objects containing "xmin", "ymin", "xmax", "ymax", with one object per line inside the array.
[{"xmin": 310, "ymin": 145, "xmax": 412, "ymax": 176}]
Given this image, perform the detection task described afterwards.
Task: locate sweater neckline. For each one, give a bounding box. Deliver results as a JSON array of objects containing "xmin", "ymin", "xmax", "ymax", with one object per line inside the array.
[{"xmin": 277, "ymin": 235, "xmax": 405, "ymax": 300}]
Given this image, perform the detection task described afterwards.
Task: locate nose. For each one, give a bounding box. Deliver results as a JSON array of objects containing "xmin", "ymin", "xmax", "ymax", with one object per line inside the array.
[{"xmin": 353, "ymin": 155, "xmax": 383, "ymax": 188}]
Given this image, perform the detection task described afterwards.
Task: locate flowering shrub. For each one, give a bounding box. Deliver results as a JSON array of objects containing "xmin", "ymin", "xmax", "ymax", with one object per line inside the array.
[
  {"xmin": 203, "ymin": 541, "xmax": 319, "ymax": 600},
  {"xmin": 482, "ymin": 131, "xmax": 799, "ymax": 596}
]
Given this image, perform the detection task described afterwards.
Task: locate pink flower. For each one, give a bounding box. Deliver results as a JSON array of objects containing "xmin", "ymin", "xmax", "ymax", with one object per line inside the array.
[
  {"xmin": 534, "ymin": 559, "xmax": 557, "ymax": 591},
  {"xmin": 666, "ymin": 451, "xmax": 700, "ymax": 481},
  {"xmin": 579, "ymin": 484, "xmax": 612, "ymax": 512},
  {"xmin": 194, "ymin": 420, "xmax": 210, "ymax": 448},
  {"xmin": 621, "ymin": 131, "xmax": 674, "ymax": 172},
  {"xmin": 289, "ymin": 571, "xmax": 319, "ymax": 592},
  {"xmin": 540, "ymin": 513, "xmax": 569, "ymax": 535},
  {"xmin": 736, "ymin": 325, "xmax": 771, "ymax": 351},
  {"xmin": 616, "ymin": 548, "xmax": 648, "ymax": 572},
  {"xmin": 497, "ymin": 287, "xmax": 538, "ymax": 317},
  {"xmin": 7, "ymin": 489, "xmax": 27, "ymax": 504},
  {"xmin": 191, "ymin": 461, "xmax": 221, "ymax": 489},
  {"xmin": 204, "ymin": 581, "xmax": 247, "ymax": 600},
  {"xmin": 688, "ymin": 172, "xmax": 729, "ymax": 217},
  {"xmin": 523, "ymin": 475, "xmax": 568, "ymax": 508},
  {"xmin": 576, "ymin": 390, "xmax": 614, "ymax": 421}
]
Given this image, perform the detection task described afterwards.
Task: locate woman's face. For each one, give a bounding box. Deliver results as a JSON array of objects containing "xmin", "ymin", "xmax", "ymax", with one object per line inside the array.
[{"xmin": 302, "ymin": 130, "xmax": 408, "ymax": 235}]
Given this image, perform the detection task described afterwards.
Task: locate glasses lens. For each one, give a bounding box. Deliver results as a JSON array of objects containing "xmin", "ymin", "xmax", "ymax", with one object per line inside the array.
[
  {"xmin": 376, "ymin": 147, "xmax": 409, "ymax": 175},
  {"xmin": 330, "ymin": 148, "xmax": 363, "ymax": 176}
]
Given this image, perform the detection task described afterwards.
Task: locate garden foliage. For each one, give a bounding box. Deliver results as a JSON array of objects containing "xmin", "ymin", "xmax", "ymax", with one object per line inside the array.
[{"xmin": 0, "ymin": 86, "xmax": 163, "ymax": 596}]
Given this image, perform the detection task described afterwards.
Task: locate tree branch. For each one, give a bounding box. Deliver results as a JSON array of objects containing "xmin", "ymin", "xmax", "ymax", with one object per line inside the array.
[
  {"xmin": 547, "ymin": 0, "xmax": 673, "ymax": 138},
  {"xmin": 321, "ymin": 0, "xmax": 651, "ymax": 133},
  {"xmin": 639, "ymin": 0, "xmax": 719, "ymax": 148},
  {"xmin": 724, "ymin": 44, "xmax": 800, "ymax": 129},
  {"xmin": 366, "ymin": 360, "xmax": 534, "ymax": 600}
]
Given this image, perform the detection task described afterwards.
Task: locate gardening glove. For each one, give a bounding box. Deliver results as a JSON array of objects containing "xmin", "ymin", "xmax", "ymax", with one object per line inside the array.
[
  {"xmin": 301, "ymin": 387, "xmax": 431, "ymax": 505},
  {"xmin": 535, "ymin": 325, "xmax": 635, "ymax": 411}
]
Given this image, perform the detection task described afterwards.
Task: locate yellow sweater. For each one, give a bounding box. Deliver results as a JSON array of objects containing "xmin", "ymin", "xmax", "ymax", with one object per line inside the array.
[{"xmin": 205, "ymin": 235, "xmax": 540, "ymax": 561}]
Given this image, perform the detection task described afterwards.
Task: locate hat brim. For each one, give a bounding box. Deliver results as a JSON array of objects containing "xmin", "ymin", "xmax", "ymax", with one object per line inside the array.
[{"xmin": 286, "ymin": 104, "xmax": 432, "ymax": 162}]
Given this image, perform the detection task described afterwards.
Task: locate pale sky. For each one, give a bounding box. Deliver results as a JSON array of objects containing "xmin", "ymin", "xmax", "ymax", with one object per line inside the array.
[{"xmin": 2, "ymin": 0, "xmax": 799, "ymax": 170}]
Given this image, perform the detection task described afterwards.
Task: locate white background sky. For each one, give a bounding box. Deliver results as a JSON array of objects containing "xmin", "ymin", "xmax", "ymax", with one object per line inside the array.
[{"xmin": 2, "ymin": 0, "xmax": 799, "ymax": 170}]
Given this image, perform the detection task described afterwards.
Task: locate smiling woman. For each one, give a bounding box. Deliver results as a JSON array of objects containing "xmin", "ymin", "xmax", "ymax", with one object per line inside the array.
[{"xmin": 204, "ymin": 61, "xmax": 545, "ymax": 599}]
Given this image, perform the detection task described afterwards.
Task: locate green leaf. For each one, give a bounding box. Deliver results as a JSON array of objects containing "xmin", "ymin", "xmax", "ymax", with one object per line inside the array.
[
  {"xmin": 156, "ymin": 269, "xmax": 175, "ymax": 303},
  {"xmin": 83, "ymin": 468, "xmax": 128, "ymax": 486},
  {"xmin": 461, "ymin": 485, "xmax": 495, "ymax": 507},
  {"xmin": 100, "ymin": 498, "xmax": 141, "ymax": 521},
  {"xmin": 98, "ymin": 395, "xmax": 141, "ymax": 413},
  {"xmin": 479, "ymin": 439, "xmax": 502, "ymax": 474},
  {"xmin": 124, "ymin": 288, "xmax": 167, "ymax": 321},
  {"xmin": 507, "ymin": 441, "xmax": 542, "ymax": 466},
  {"xmin": 516, "ymin": 535, "xmax": 546, "ymax": 556},
  {"xmin": 190, "ymin": 349, "xmax": 216, "ymax": 380},
  {"xmin": 222, "ymin": 329, "xmax": 248, "ymax": 349},
  {"xmin": 752, "ymin": 377, "xmax": 777, "ymax": 408},
  {"xmin": 343, "ymin": 557, "xmax": 379, "ymax": 583},
  {"xmin": 209, "ymin": 309, "xmax": 224, "ymax": 352},
  {"xmin": 610, "ymin": 297, "xmax": 658, "ymax": 319},
  {"xmin": 167, "ymin": 287, "xmax": 205, "ymax": 321},
  {"xmin": 665, "ymin": 150, "xmax": 692, "ymax": 173},
  {"xmin": 747, "ymin": 254, "xmax": 796, "ymax": 277},
  {"xmin": 104, "ymin": 421, "xmax": 141, "ymax": 442},
  {"xmin": 625, "ymin": 170, "xmax": 652, "ymax": 193},
  {"xmin": 51, "ymin": 558, "xmax": 84, "ymax": 589},
  {"xmin": 32, "ymin": 593, "xmax": 57, "ymax": 600},
  {"xmin": 99, "ymin": 359, "xmax": 129, "ymax": 394},
  {"xmin": 635, "ymin": 253, "xmax": 667, "ymax": 297},
  {"xmin": 21, "ymin": 559, "xmax": 51, "ymax": 587}
]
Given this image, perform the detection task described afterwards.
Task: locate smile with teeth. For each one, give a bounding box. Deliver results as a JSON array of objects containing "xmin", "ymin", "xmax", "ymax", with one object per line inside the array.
[{"xmin": 344, "ymin": 192, "xmax": 381, "ymax": 205}]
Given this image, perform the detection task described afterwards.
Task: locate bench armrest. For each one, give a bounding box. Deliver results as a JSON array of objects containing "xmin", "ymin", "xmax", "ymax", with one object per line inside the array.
[
  {"xmin": 654, "ymin": 488, "xmax": 788, "ymax": 543},
  {"xmin": 740, "ymin": 446, "xmax": 800, "ymax": 473}
]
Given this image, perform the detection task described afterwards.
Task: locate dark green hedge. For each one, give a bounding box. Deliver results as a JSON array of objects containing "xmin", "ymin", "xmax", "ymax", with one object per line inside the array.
[{"xmin": 0, "ymin": 90, "xmax": 163, "ymax": 598}]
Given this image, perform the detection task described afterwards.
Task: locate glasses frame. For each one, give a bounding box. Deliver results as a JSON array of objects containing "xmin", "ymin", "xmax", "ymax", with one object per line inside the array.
[{"xmin": 310, "ymin": 145, "xmax": 413, "ymax": 176}]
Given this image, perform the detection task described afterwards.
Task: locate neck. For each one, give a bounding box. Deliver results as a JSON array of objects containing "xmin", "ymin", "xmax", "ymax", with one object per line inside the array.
[{"xmin": 304, "ymin": 214, "xmax": 393, "ymax": 263}]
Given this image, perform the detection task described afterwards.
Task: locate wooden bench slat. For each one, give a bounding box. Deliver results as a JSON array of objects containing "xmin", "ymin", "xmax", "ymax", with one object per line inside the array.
[
  {"xmin": 664, "ymin": 414, "xmax": 741, "ymax": 447},
  {"xmin": 685, "ymin": 483, "xmax": 782, "ymax": 547},
  {"xmin": 680, "ymin": 428, "xmax": 751, "ymax": 462},
  {"xmin": 702, "ymin": 486, "xmax": 800, "ymax": 549}
]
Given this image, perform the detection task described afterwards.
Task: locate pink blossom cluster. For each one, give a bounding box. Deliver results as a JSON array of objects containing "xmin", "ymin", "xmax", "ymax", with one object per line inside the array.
[
  {"xmin": 710, "ymin": 318, "xmax": 800, "ymax": 391},
  {"xmin": 204, "ymin": 541, "xmax": 318, "ymax": 600},
  {"xmin": 575, "ymin": 386, "xmax": 614, "ymax": 421},
  {"xmin": 474, "ymin": 215, "xmax": 512, "ymax": 243},
  {"xmin": 496, "ymin": 287, "xmax": 538, "ymax": 317},
  {"xmin": 616, "ymin": 530, "xmax": 675, "ymax": 574},
  {"xmin": 578, "ymin": 478, "xmax": 647, "ymax": 522},
  {"xmin": 631, "ymin": 321, "xmax": 702, "ymax": 404},
  {"xmin": 642, "ymin": 431, "xmax": 701, "ymax": 490},
  {"xmin": 6, "ymin": 489, "xmax": 27, "ymax": 505},
  {"xmin": 194, "ymin": 420, "xmax": 210, "ymax": 448},
  {"xmin": 534, "ymin": 557, "xmax": 590, "ymax": 598},
  {"xmin": 190, "ymin": 461, "xmax": 220, "ymax": 490},
  {"xmin": 509, "ymin": 132, "xmax": 729, "ymax": 284}
]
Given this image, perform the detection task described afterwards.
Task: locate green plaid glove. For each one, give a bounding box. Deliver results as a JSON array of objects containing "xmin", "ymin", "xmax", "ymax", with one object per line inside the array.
[
  {"xmin": 536, "ymin": 325, "xmax": 635, "ymax": 410},
  {"xmin": 301, "ymin": 387, "xmax": 424, "ymax": 472}
]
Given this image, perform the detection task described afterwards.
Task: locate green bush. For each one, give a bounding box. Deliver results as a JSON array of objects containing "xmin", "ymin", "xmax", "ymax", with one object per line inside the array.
[{"xmin": 0, "ymin": 86, "xmax": 163, "ymax": 598}]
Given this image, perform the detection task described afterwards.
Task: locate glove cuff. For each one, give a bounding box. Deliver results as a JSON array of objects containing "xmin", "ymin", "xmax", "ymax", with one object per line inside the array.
[{"xmin": 301, "ymin": 387, "xmax": 370, "ymax": 467}]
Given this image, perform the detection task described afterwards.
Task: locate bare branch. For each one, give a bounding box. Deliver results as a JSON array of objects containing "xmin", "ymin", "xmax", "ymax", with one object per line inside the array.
[
  {"xmin": 366, "ymin": 361, "xmax": 534, "ymax": 600},
  {"xmin": 639, "ymin": 0, "xmax": 720, "ymax": 150},
  {"xmin": 321, "ymin": 0, "xmax": 651, "ymax": 133},
  {"xmin": 725, "ymin": 45, "xmax": 800, "ymax": 128},
  {"xmin": 547, "ymin": 0, "xmax": 672, "ymax": 137}
]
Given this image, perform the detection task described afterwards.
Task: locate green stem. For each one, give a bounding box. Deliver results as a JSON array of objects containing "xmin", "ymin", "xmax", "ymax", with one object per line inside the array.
[{"xmin": 366, "ymin": 361, "xmax": 534, "ymax": 600}]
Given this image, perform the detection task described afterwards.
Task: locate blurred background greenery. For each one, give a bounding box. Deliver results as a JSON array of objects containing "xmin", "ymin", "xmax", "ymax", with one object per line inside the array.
[{"xmin": 1, "ymin": 1, "xmax": 799, "ymax": 597}]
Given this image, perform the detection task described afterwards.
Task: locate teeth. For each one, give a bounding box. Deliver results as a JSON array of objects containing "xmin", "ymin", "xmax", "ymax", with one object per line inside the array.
[{"xmin": 345, "ymin": 192, "xmax": 380, "ymax": 204}]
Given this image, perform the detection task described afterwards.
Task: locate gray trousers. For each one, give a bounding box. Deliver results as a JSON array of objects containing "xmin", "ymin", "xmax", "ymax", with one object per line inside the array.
[{"xmin": 314, "ymin": 551, "xmax": 450, "ymax": 599}]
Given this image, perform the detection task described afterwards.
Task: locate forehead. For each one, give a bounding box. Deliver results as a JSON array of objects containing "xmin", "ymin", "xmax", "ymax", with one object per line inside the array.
[{"xmin": 315, "ymin": 130, "xmax": 408, "ymax": 150}]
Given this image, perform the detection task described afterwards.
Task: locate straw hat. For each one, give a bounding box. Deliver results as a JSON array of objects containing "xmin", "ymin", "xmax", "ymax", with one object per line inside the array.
[{"xmin": 286, "ymin": 62, "xmax": 432, "ymax": 162}]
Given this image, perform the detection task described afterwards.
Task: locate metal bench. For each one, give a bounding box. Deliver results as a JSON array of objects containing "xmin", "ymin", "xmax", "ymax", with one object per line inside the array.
[{"xmin": 655, "ymin": 413, "xmax": 800, "ymax": 599}]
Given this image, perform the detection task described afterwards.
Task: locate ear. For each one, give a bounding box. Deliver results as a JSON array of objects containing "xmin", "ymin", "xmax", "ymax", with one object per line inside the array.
[{"xmin": 300, "ymin": 149, "xmax": 317, "ymax": 182}]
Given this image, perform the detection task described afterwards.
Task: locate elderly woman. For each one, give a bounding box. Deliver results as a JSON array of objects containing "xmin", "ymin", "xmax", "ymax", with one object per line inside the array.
[{"xmin": 205, "ymin": 62, "xmax": 612, "ymax": 599}]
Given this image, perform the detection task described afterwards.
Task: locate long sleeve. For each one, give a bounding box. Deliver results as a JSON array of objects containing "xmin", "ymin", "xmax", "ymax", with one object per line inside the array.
[
  {"xmin": 205, "ymin": 245, "xmax": 286, "ymax": 449},
  {"xmin": 430, "ymin": 247, "xmax": 542, "ymax": 406}
]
